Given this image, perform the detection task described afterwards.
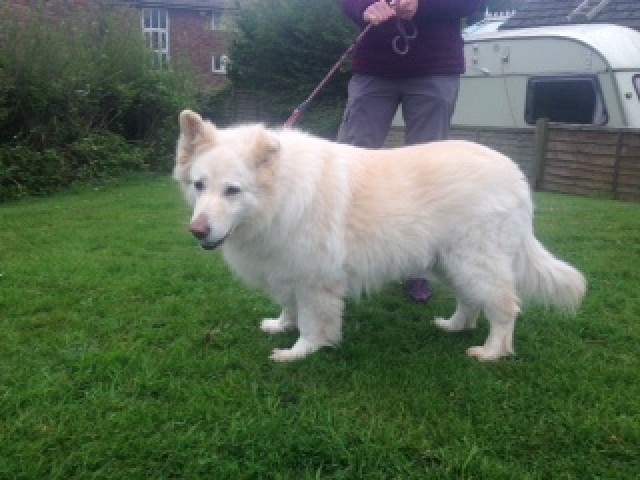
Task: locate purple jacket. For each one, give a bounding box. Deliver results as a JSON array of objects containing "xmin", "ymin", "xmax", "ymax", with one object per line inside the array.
[{"xmin": 343, "ymin": 0, "xmax": 485, "ymax": 77}]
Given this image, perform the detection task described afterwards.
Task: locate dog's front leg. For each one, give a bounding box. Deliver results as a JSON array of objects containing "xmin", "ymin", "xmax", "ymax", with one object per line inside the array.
[{"xmin": 269, "ymin": 287, "xmax": 344, "ymax": 362}]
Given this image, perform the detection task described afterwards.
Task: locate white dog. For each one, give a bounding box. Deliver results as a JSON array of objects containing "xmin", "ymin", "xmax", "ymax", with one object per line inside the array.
[{"xmin": 174, "ymin": 110, "xmax": 586, "ymax": 362}]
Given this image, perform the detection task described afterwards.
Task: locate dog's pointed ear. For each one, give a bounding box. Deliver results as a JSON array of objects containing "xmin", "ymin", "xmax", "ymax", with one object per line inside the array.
[
  {"xmin": 176, "ymin": 110, "xmax": 216, "ymax": 167},
  {"xmin": 179, "ymin": 110, "xmax": 205, "ymax": 138},
  {"xmin": 252, "ymin": 127, "xmax": 280, "ymax": 168}
]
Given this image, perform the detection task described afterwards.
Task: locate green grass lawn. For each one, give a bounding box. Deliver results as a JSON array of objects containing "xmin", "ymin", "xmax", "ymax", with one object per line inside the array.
[{"xmin": 1, "ymin": 177, "xmax": 638, "ymax": 479}]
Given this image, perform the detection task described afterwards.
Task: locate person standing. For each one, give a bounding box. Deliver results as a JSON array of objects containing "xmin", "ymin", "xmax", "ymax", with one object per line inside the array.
[{"xmin": 338, "ymin": 0, "xmax": 485, "ymax": 302}]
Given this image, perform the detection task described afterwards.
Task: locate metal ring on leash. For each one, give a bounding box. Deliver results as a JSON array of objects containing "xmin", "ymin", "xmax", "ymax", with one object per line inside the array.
[{"xmin": 392, "ymin": 18, "xmax": 418, "ymax": 55}]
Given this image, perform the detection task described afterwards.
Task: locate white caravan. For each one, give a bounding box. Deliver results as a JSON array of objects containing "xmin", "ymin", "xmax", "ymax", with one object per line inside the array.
[
  {"xmin": 455, "ymin": 24, "xmax": 640, "ymax": 128},
  {"xmin": 394, "ymin": 24, "xmax": 640, "ymax": 129}
]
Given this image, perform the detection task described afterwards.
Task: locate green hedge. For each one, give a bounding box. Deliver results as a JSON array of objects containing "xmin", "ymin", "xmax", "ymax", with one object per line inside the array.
[
  {"xmin": 0, "ymin": 2, "xmax": 198, "ymax": 201},
  {"xmin": 0, "ymin": 134, "xmax": 152, "ymax": 200}
]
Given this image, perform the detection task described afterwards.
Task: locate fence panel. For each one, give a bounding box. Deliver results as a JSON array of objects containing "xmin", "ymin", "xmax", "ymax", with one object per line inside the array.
[{"xmin": 539, "ymin": 125, "xmax": 640, "ymax": 202}]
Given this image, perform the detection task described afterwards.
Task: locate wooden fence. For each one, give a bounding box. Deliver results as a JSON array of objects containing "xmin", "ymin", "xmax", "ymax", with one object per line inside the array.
[
  {"xmin": 388, "ymin": 123, "xmax": 640, "ymax": 202},
  {"xmin": 536, "ymin": 122, "xmax": 640, "ymax": 202}
]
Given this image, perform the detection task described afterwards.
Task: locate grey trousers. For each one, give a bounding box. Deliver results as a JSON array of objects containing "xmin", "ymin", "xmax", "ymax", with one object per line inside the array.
[{"xmin": 337, "ymin": 74, "xmax": 460, "ymax": 148}]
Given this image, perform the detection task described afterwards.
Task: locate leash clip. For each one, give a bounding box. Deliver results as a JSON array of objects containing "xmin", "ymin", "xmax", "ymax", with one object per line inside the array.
[{"xmin": 392, "ymin": 18, "xmax": 418, "ymax": 55}]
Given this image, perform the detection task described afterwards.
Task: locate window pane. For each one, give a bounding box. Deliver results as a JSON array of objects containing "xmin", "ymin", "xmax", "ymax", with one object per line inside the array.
[
  {"xmin": 634, "ymin": 75, "xmax": 640, "ymax": 98},
  {"xmin": 142, "ymin": 8, "xmax": 169, "ymax": 69},
  {"xmin": 212, "ymin": 11, "xmax": 222, "ymax": 29},
  {"xmin": 143, "ymin": 9, "xmax": 151, "ymax": 29},
  {"xmin": 212, "ymin": 54, "xmax": 227, "ymax": 73},
  {"xmin": 525, "ymin": 76, "xmax": 606, "ymax": 125}
]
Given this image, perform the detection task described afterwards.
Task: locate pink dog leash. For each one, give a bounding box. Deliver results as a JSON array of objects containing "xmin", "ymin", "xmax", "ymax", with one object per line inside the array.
[
  {"xmin": 284, "ymin": 22, "xmax": 373, "ymax": 129},
  {"xmin": 283, "ymin": 1, "xmax": 417, "ymax": 128}
]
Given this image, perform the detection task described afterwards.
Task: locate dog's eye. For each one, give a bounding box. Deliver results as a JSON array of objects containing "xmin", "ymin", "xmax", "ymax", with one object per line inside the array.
[
  {"xmin": 224, "ymin": 185, "xmax": 241, "ymax": 197},
  {"xmin": 193, "ymin": 180, "xmax": 205, "ymax": 192}
]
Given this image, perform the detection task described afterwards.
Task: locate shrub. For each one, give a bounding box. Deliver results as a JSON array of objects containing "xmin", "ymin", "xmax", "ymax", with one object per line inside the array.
[
  {"xmin": 0, "ymin": 134, "xmax": 152, "ymax": 201},
  {"xmin": 0, "ymin": 145, "xmax": 68, "ymax": 200},
  {"xmin": 0, "ymin": 3, "xmax": 197, "ymax": 147},
  {"xmin": 0, "ymin": 1, "xmax": 197, "ymax": 200},
  {"xmin": 228, "ymin": 0, "xmax": 358, "ymax": 137},
  {"xmin": 69, "ymin": 132, "xmax": 151, "ymax": 183}
]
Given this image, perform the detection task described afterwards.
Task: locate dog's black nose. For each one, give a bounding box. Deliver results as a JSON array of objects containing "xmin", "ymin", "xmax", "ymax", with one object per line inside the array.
[{"xmin": 189, "ymin": 215, "xmax": 210, "ymax": 240}]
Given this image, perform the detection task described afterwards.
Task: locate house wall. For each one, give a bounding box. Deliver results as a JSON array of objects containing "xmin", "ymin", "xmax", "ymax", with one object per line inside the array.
[{"xmin": 168, "ymin": 8, "xmax": 231, "ymax": 90}]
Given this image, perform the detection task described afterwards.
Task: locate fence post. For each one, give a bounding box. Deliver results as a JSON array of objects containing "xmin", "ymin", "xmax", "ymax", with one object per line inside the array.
[
  {"xmin": 612, "ymin": 131, "xmax": 624, "ymax": 200},
  {"xmin": 533, "ymin": 118, "xmax": 549, "ymax": 191}
]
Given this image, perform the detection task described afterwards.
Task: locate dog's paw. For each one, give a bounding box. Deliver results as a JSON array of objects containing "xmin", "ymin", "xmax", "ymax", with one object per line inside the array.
[
  {"xmin": 466, "ymin": 345, "xmax": 513, "ymax": 362},
  {"xmin": 433, "ymin": 317, "xmax": 468, "ymax": 332},
  {"xmin": 269, "ymin": 338, "xmax": 320, "ymax": 362},
  {"xmin": 269, "ymin": 348, "xmax": 304, "ymax": 362},
  {"xmin": 434, "ymin": 317, "xmax": 458, "ymax": 332},
  {"xmin": 260, "ymin": 317, "xmax": 295, "ymax": 335}
]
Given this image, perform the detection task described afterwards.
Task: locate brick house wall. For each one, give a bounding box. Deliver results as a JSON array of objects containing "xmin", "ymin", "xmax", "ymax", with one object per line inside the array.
[
  {"xmin": 167, "ymin": 7, "xmax": 231, "ymax": 90},
  {"xmin": 128, "ymin": 1, "xmax": 237, "ymax": 90}
]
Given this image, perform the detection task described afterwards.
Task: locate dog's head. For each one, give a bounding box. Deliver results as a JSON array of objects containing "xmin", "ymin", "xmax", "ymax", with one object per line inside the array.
[{"xmin": 174, "ymin": 110, "xmax": 280, "ymax": 250}]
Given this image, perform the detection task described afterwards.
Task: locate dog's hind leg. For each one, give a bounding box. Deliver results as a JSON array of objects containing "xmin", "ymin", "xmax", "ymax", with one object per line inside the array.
[
  {"xmin": 434, "ymin": 299, "xmax": 480, "ymax": 332},
  {"xmin": 261, "ymin": 304, "xmax": 297, "ymax": 335},
  {"xmin": 270, "ymin": 286, "xmax": 344, "ymax": 362},
  {"xmin": 467, "ymin": 289, "xmax": 519, "ymax": 361},
  {"xmin": 439, "ymin": 250, "xmax": 518, "ymax": 361}
]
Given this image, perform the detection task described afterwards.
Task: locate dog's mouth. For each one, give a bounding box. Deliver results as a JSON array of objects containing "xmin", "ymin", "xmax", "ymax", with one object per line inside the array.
[{"xmin": 200, "ymin": 234, "xmax": 228, "ymax": 251}]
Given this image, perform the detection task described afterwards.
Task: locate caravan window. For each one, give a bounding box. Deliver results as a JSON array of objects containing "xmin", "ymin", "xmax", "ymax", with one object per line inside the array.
[
  {"xmin": 525, "ymin": 76, "xmax": 607, "ymax": 125},
  {"xmin": 634, "ymin": 75, "xmax": 640, "ymax": 99}
]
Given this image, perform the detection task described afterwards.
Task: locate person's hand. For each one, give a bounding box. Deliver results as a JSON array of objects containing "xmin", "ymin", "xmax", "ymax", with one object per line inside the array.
[
  {"xmin": 363, "ymin": 0, "xmax": 395, "ymax": 25},
  {"xmin": 394, "ymin": 0, "xmax": 418, "ymax": 20}
]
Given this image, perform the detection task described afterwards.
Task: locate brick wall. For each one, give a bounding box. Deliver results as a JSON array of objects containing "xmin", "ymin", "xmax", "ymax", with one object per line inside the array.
[{"xmin": 168, "ymin": 8, "xmax": 231, "ymax": 90}]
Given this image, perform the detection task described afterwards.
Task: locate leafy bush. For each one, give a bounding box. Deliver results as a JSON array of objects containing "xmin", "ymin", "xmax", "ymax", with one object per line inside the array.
[
  {"xmin": 69, "ymin": 133, "xmax": 151, "ymax": 183},
  {"xmin": 228, "ymin": 0, "xmax": 358, "ymax": 137},
  {"xmin": 0, "ymin": 1, "xmax": 198, "ymax": 200},
  {"xmin": 0, "ymin": 3, "xmax": 196, "ymax": 146},
  {"xmin": 0, "ymin": 145, "xmax": 67, "ymax": 200},
  {"xmin": 0, "ymin": 134, "xmax": 151, "ymax": 200}
]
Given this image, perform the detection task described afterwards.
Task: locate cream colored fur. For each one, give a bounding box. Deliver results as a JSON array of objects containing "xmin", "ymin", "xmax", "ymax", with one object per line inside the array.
[{"xmin": 174, "ymin": 110, "xmax": 586, "ymax": 362}]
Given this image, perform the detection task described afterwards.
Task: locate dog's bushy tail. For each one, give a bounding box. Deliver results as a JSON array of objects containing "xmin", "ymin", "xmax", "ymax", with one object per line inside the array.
[{"xmin": 515, "ymin": 236, "xmax": 586, "ymax": 312}]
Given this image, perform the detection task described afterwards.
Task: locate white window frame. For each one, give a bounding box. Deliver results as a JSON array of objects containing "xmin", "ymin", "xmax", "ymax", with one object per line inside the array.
[
  {"xmin": 212, "ymin": 54, "xmax": 228, "ymax": 74},
  {"xmin": 211, "ymin": 9, "xmax": 224, "ymax": 30},
  {"xmin": 141, "ymin": 8, "xmax": 169, "ymax": 68}
]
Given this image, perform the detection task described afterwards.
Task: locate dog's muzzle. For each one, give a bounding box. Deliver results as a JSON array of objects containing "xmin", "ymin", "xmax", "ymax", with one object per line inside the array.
[{"xmin": 189, "ymin": 215, "xmax": 227, "ymax": 250}]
